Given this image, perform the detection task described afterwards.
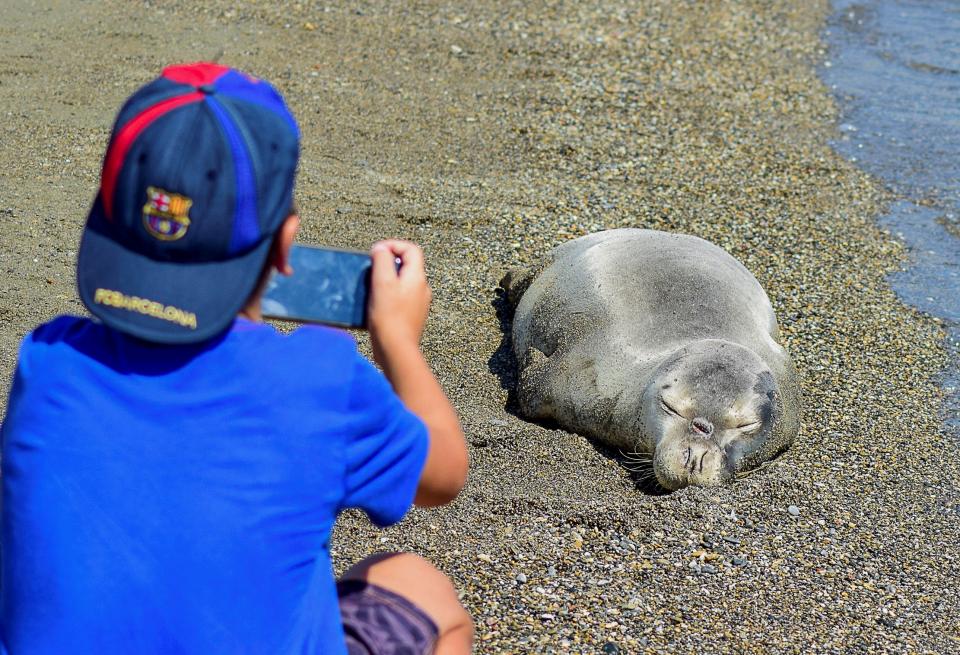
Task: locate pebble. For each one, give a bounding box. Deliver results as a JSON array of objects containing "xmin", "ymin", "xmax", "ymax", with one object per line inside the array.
[{"xmin": 788, "ymin": 505, "xmax": 801, "ymax": 517}]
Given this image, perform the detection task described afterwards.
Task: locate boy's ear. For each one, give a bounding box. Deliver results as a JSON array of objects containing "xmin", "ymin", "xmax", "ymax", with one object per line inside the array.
[{"xmin": 273, "ymin": 213, "xmax": 300, "ymax": 276}]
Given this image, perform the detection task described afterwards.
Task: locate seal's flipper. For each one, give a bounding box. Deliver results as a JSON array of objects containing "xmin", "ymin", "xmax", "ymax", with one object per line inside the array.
[
  {"xmin": 518, "ymin": 347, "xmax": 612, "ymax": 441},
  {"xmin": 516, "ymin": 347, "xmax": 560, "ymax": 420},
  {"xmin": 499, "ymin": 266, "xmax": 539, "ymax": 308}
]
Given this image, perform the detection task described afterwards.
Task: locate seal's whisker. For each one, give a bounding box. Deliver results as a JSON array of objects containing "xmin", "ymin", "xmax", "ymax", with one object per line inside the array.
[
  {"xmin": 622, "ymin": 460, "xmax": 653, "ymax": 473},
  {"xmin": 619, "ymin": 450, "xmax": 653, "ymax": 464},
  {"xmin": 620, "ymin": 459, "xmax": 653, "ymax": 472}
]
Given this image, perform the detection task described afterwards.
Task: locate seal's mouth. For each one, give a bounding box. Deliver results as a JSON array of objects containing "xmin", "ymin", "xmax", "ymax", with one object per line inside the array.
[{"xmin": 652, "ymin": 436, "xmax": 733, "ymax": 491}]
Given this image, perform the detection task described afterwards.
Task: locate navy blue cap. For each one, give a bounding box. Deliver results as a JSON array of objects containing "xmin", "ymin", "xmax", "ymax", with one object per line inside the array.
[{"xmin": 77, "ymin": 63, "xmax": 300, "ymax": 344}]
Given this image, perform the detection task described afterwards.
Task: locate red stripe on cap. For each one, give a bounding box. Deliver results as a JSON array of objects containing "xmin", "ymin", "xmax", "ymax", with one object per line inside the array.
[
  {"xmin": 100, "ymin": 91, "xmax": 204, "ymax": 220},
  {"xmin": 161, "ymin": 63, "xmax": 232, "ymax": 86}
]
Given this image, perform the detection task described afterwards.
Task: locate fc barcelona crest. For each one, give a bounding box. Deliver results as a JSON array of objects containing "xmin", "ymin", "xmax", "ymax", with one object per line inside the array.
[{"xmin": 143, "ymin": 186, "xmax": 192, "ymax": 241}]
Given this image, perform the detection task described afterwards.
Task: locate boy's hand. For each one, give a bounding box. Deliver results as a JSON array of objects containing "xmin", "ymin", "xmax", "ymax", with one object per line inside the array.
[{"xmin": 368, "ymin": 240, "xmax": 431, "ymax": 362}]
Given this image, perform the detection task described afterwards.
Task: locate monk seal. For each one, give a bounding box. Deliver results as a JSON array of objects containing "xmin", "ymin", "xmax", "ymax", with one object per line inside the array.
[{"xmin": 503, "ymin": 228, "xmax": 800, "ymax": 491}]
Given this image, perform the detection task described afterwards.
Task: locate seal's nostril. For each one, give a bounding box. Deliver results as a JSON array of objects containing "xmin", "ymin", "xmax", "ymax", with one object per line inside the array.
[{"xmin": 691, "ymin": 417, "xmax": 713, "ymax": 436}]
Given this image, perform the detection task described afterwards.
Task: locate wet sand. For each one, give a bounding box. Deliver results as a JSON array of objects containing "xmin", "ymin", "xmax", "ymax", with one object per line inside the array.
[{"xmin": 1, "ymin": 1, "xmax": 958, "ymax": 652}]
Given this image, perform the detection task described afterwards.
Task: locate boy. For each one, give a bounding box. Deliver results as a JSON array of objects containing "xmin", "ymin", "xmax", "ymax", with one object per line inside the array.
[{"xmin": 0, "ymin": 63, "xmax": 472, "ymax": 654}]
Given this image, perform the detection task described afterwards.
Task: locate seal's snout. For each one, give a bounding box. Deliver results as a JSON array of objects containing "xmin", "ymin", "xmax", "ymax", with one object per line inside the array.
[
  {"xmin": 690, "ymin": 417, "xmax": 713, "ymax": 437},
  {"xmin": 653, "ymin": 435, "xmax": 732, "ymax": 491}
]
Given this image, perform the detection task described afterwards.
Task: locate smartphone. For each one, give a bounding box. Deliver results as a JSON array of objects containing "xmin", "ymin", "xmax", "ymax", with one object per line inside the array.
[{"xmin": 262, "ymin": 245, "xmax": 373, "ymax": 328}]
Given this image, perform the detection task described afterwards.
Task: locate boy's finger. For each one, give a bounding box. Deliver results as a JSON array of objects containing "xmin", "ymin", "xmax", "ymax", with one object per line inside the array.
[
  {"xmin": 373, "ymin": 240, "xmax": 425, "ymax": 281},
  {"xmin": 394, "ymin": 243, "xmax": 426, "ymax": 281},
  {"xmin": 370, "ymin": 244, "xmax": 401, "ymax": 285}
]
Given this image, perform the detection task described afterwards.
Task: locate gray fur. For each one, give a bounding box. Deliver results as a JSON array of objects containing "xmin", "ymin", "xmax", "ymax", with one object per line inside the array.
[{"xmin": 506, "ymin": 228, "xmax": 800, "ymax": 489}]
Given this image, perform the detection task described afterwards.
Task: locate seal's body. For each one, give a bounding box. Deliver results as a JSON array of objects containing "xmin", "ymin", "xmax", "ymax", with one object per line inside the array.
[{"xmin": 507, "ymin": 228, "xmax": 800, "ymax": 490}]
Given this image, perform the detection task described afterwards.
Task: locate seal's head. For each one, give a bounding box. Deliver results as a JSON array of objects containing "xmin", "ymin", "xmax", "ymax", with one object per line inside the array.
[{"xmin": 638, "ymin": 339, "xmax": 783, "ymax": 490}]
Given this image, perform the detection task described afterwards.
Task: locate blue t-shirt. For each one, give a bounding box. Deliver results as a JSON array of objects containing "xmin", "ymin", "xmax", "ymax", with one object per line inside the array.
[{"xmin": 0, "ymin": 316, "xmax": 428, "ymax": 654}]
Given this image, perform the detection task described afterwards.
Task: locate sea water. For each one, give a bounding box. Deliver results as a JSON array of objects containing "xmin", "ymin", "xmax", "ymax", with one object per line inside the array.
[{"xmin": 822, "ymin": 0, "xmax": 960, "ymax": 436}]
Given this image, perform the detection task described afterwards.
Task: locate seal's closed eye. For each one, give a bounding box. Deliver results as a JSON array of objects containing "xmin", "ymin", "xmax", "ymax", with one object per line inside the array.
[{"xmin": 659, "ymin": 397, "xmax": 684, "ymax": 419}]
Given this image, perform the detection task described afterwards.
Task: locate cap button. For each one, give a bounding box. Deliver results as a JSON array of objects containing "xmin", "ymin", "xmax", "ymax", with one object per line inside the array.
[{"xmin": 198, "ymin": 84, "xmax": 216, "ymax": 95}]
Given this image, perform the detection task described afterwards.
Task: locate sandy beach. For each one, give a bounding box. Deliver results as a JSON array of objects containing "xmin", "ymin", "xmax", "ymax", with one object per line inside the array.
[{"xmin": 1, "ymin": 1, "xmax": 958, "ymax": 652}]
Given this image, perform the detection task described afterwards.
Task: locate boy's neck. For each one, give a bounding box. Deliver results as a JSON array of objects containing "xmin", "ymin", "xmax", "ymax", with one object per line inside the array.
[{"xmin": 239, "ymin": 298, "xmax": 263, "ymax": 322}]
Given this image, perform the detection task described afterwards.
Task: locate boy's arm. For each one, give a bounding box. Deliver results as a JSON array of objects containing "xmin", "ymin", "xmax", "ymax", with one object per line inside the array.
[{"xmin": 367, "ymin": 240, "xmax": 468, "ymax": 507}]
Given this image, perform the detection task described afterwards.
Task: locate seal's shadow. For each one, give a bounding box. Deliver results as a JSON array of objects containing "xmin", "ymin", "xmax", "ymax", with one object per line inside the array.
[
  {"xmin": 487, "ymin": 290, "xmax": 670, "ymax": 495},
  {"xmin": 487, "ymin": 288, "xmax": 522, "ymax": 415}
]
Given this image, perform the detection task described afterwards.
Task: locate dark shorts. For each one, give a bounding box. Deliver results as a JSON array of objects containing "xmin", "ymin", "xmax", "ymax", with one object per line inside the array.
[{"xmin": 337, "ymin": 580, "xmax": 438, "ymax": 655}]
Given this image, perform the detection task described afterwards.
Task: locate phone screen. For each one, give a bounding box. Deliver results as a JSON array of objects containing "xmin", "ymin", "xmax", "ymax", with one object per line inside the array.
[{"xmin": 262, "ymin": 245, "xmax": 371, "ymax": 328}]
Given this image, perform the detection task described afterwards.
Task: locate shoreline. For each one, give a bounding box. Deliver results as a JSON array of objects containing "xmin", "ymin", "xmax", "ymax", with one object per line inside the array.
[
  {"xmin": 821, "ymin": 0, "xmax": 960, "ymax": 446},
  {"xmin": 1, "ymin": 1, "xmax": 958, "ymax": 652}
]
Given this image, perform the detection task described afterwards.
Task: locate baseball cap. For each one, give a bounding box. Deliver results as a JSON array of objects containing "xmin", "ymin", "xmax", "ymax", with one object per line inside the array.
[{"xmin": 77, "ymin": 62, "xmax": 300, "ymax": 344}]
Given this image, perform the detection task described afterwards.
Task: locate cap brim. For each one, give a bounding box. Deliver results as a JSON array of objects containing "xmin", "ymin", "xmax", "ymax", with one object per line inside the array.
[{"xmin": 77, "ymin": 202, "xmax": 272, "ymax": 345}]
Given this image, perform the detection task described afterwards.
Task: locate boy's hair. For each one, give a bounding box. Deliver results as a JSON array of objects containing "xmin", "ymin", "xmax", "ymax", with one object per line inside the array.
[{"xmin": 76, "ymin": 63, "xmax": 300, "ymax": 344}]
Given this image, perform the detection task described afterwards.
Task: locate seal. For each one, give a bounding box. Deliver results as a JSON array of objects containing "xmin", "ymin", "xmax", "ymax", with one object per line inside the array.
[{"xmin": 504, "ymin": 228, "xmax": 800, "ymax": 490}]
